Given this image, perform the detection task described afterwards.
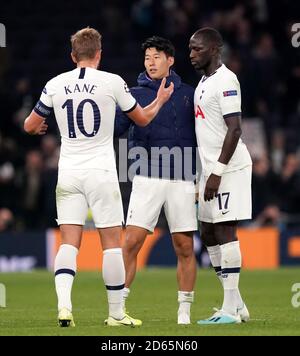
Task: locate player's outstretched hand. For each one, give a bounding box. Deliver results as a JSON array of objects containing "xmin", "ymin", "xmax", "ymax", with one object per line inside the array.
[{"xmin": 157, "ymin": 77, "xmax": 174, "ymax": 104}]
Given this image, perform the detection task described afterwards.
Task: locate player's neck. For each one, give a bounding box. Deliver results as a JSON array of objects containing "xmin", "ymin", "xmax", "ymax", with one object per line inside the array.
[
  {"xmin": 204, "ymin": 59, "xmax": 222, "ymax": 77},
  {"xmin": 77, "ymin": 60, "xmax": 99, "ymax": 69}
]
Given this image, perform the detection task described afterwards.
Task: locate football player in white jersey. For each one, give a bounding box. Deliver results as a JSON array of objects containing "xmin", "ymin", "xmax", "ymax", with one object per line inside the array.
[
  {"xmin": 189, "ymin": 28, "xmax": 252, "ymax": 324},
  {"xmin": 24, "ymin": 27, "xmax": 173, "ymax": 327}
]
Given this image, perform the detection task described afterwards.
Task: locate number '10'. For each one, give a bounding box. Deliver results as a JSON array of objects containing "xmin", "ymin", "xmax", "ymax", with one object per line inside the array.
[{"xmin": 62, "ymin": 99, "xmax": 101, "ymax": 138}]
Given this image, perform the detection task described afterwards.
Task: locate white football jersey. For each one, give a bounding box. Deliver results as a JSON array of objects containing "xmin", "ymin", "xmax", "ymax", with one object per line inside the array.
[
  {"xmin": 194, "ymin": 64, "xmax": 252, "ymax": 176},
  {"xmin": 34, "ymin": 67, "xmax": 136, "ymax": 170}
]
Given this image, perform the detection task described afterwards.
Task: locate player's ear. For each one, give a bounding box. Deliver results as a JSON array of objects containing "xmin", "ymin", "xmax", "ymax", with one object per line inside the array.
[
  {"xmin": 71, "ymin": 52, "xmax": 77, "ymax": 64},
  {"xmin": 168, "ymin": 56, "xmax": 175, "ymax": 67},
  {"xmin": 95, "ymin": 50, "xmax": 101, "ymax": 61},
  {"xmin": 211, "ymin": 45, "xmax": 219, "ymax": 56}
]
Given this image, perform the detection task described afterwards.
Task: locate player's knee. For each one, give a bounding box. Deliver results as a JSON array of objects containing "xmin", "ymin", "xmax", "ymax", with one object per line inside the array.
[
  {"xmin": 123, "ymin": 234, "xmax": 144, "ymax": 255},
  {"xmin": 175, "ymin": 240, "xmax": 194, "ymax": 259}
]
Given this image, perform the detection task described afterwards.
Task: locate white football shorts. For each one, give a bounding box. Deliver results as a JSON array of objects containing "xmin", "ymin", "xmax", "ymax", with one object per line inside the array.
[
  {"xmin": 126, "ymin": 175, "xmax": 198, "ymax": 233},
  {"xmin": 198, "ymin": 165, "xmax": 252, "ymax": 223},
  {"xmin": 56, "ymin": 169, "xmax": 124, "ymax": 228}
]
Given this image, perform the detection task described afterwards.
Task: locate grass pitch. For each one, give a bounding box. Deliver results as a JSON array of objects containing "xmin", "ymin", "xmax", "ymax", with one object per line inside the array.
[{"xmin": 0, "ymin": 268, "xmax": 299, "ymax": 336}]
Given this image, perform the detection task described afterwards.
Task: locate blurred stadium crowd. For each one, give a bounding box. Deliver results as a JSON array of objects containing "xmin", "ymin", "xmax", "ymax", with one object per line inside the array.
[{"xmin": 0, "ymin": 0, "xmax": 299, "ymax": 231}]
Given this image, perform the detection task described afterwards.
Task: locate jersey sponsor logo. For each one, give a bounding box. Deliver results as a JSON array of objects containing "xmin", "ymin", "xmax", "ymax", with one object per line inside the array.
[
  {"xmin": 195, "ymin": 105, "xmax": 205, "ymax": 119},
  {"xmin": 223, "ymin": 90, "xmax": 237, "ymax": 97}
]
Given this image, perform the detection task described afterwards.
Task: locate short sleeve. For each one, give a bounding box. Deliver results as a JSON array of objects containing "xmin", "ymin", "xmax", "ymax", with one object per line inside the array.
[
  {"xmin": 218, "ymin": 75, "xmax": 241, "ymax": 118},
  {"xmin": 33, "ymin": 79, "xmax": 55, "ymax": 118},
  {"xmin": 112, "ymin": 75, "xmax": 137, "ymax": 113}
]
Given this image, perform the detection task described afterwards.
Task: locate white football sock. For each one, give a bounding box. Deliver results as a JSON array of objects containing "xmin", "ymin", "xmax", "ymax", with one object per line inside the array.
[
  {"xmin": 123, "ymin": 287, "xmax": 130, "ymax": 310},
  {"xmin": 102, "ymin": 248, "xmax": 125, "ymax": 320},
  {"xmin": 206, "ymin": 245, "xmax": 223, "ymax": 285},
  {"xmin": 220, "ymin": 241, "xmax": 243, "ymax": 315},
  {"xmin": 54, "ymin": 244, "xmax": 78, "ymax": 312},
  {"xmin": 178, "ymin": 291, "xmax": 194, "ymax": 324}
]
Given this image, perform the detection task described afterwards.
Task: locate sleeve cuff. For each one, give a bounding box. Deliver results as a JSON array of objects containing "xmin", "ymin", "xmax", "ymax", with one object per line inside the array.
[
  {"xmin": 223, "ymin": 112, "xmax": 241, "ymax": 119},
  {"xmin": 122, "ymin": 101, "xmax": 137, "ymax": 114}
]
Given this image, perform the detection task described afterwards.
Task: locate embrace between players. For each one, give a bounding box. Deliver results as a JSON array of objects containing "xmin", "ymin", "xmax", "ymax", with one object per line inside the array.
[{"xmin": 24, "ymin": 26, "xmax": 252, "ymax": 327}]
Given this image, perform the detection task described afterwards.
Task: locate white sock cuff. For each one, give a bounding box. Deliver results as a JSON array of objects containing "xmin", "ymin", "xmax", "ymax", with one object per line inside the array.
[
  {"xmin": 103, "ymin": 248, "xmax": 122, "ymax": 255},
  {"xmin": 220, "ymin": 241, "xmax": 241, "ymax": 268},
  {"xmin": 55, "ymin": 244, "xmax": 78, "ymax": 274},
  {"xmin": 220, "ymin": 240, "xmax": 240, "ymax": 252},
  {"xmin": 123, "ymin": 287, "xmax": 130, "ymax": 299},
  {"xmin": 206, "ymin": 245, "xmax": 222, "ymax": 271},
  {"xmin": 60, "ymin": 244, "xmax": 79, "ymax": 255},
  {"xmin": 220, "ymin": 241, "xmax": 241, "ymax": 259},
  {"xmin": 178, "ymin": 291, "xmax": 194, "ymax": 303},
  {"xmin": 206, "ymin": 245, "xmax": 221, "ymax": 255},
  {"xmin": 102, "ymin": 247, "xmax": 125, "ymax": 288}
]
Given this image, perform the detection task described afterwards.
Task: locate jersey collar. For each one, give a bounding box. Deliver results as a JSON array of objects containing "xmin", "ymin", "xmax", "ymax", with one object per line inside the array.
[{"xmin": 201, "ymin": 63, "xmax": 223, "ymax": 83}]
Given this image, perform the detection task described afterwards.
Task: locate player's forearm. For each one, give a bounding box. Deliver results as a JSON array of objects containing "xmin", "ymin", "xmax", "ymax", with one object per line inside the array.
[
  {"xmin": 218, "ymin": 126, "xmax": 242, "ymax": 164},
  {"xmin": 24, "ymin": 116, "xmax": 38, "ymax": 135},
  {"xmin": 24, "ymin": 111, "xmax": 48, "ymax": 135},
  {"xmin": 142, "ymin": 98, "xmax": 164, "ymax": 124},
  {"xmin": 141, "ymin": 77, "xmax": 174, "ymax": 124},
  {"xmin": 127, "ymin": 78, "xmax": 173, "ymax": 126},
  {"xmin": 127, "ymin": 102, "xmax": 162, "ymax": 127}
]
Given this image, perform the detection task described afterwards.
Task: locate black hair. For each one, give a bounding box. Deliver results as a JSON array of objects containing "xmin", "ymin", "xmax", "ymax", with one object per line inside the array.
[
  {"xmin": 141, "ymin": 36, "xmax": 175, "ymax": 57},
  {"xmin": 193, "ymin": 27, "xmax": 223, "ymax": 49}
]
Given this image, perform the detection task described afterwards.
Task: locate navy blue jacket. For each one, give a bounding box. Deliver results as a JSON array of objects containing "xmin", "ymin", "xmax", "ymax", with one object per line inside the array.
[{"xmin": 115, "ymin": 70, "xmax": 197, "ymax": 181}]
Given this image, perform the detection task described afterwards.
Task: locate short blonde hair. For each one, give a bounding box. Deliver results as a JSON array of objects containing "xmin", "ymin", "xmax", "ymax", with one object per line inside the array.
[{"xmin": 71, "ymin": 27, "xmax": 102, "ymax": 61}]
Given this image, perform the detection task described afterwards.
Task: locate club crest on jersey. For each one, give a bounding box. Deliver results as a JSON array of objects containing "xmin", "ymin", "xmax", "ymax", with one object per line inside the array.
[
  {"xmin": 223, "ymin": 90, "xmax": 237, "ymax": 97},
  {"xmin": 42, "ymin": 87, "xmax": 47, "ymax": 94},
  {"xmin": 124, "ymin": 83, "xmax": 130, "ymax": 93}
]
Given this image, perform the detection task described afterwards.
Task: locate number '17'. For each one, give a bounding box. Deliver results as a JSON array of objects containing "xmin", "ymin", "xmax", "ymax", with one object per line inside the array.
[{"xmin": 217, "ymin": 192, "xmax": 230, "ymax": 210}]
